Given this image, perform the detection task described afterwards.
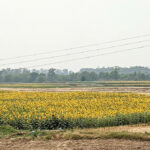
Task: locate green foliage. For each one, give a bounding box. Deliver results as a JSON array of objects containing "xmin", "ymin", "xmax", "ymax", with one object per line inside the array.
[
  {"xmin": 1, "ymin": 67, "xmax": 150, "ymax": 83},
  {"xmin": 0, "ymin": 125, "xmax": 18, "ymax": 137},
  {"xmin": 2, "ymin": 112, "xmax": 150, "ymax": 130},
  {"xmin": 0, "ymin": 118, "xmax": 6, "ymax": 125}
]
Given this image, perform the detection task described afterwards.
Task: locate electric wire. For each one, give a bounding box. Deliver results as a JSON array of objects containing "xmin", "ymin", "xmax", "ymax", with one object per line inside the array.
[
  {"xmin": 27, "ymin": 44, "xmax": 150, "ymax": 68},
  {"xmin": 0, "ymin": 33, "xmax": 150, "ymax": 61},
  {"xmin": 1, "ymin": 39, "xmax": 150, "ymax": 67}
]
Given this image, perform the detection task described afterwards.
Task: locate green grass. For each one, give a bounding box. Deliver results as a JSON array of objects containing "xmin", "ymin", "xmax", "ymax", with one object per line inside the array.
[
  {"xmin": 0, "ymin": 125, "xmax": 20, "ymax": 138},
  {"xmin": 105, "ymin": 131, "xmax": 150, "ymax": 141}
]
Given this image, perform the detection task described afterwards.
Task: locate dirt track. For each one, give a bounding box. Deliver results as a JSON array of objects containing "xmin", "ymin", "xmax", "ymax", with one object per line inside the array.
[
  {"xmin": 1, "ymin": 87, "xmax": 150, "ymax": 94},
  {"xmin": 0, "ymin": 138, "xmax": 150, "ymax": 150},
  {"xmin": 1, "ymin": 125, "xmax": 150, "ymax": 150}
]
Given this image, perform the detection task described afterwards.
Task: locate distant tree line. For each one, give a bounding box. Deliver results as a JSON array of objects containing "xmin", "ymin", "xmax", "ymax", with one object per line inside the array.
[
  {"xmin": 80, "ymin": 66, "xmax": 150, "ymax": 74},
  {"xmin": 0, "ymin": 67, "xmax": 150, "ymax": 83}
]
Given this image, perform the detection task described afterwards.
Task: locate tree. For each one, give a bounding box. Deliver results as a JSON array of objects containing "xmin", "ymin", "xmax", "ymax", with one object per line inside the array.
[
  {"xmin": 29, "ymin": 72, "xmax": 39, "ymax": 82},
  {"xmin": 36, "ymin": 73, "xmax": 46, "ymax": 83},
  {"xmin": 47, "ymin": 68, "xmax": 56, "ymax": 82},
  {"xmin": 110, "ymin": 68, "xmax": 120, "ymax": 80},
  {"xmin": 90, "ymin": 72, "xmax": 98, "ymax": 81}
]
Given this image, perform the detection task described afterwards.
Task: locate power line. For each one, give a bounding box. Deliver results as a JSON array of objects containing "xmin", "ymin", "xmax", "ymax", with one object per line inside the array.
[
  {"xmin": 1, "ymin": 39, "xmax": 150, "ymax": 67},
  {"xmin": 0, "ymin": 33, "xmax": 150, "ymax": 61},
  {"xmin": 27, "ymin": 44, "xmax": 150, "ymax": 68}
]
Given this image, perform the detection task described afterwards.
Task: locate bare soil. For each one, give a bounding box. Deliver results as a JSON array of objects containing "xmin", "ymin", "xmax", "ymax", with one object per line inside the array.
[
  {"xmin": 1, "ymin": 125, "xmax": 150, "ymax": 150},
  {"xmin": 1, "ymin": 87, "xmax": 150, "ymax": 94},
  {"xmin": 0, "ymin": 138, "xmax": 150, "ymax": 150}
]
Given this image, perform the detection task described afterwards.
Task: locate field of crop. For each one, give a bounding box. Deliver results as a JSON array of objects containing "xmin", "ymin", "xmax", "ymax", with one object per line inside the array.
[
  {"xmin": 1, "ymin": 81, "xmax": 150, "ymax": 88},
  {"xmin": 0, "ymin": 91, "xmax": 150, "ymax": 130}
]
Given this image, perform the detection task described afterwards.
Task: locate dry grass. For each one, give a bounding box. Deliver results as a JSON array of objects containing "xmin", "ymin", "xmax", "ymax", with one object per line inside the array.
[
  {"xmin": 1, "ymin": 125, "xmax": 150, "ymax": 150},
  {"xmin": 4, "ymin": 124, "xmax": 149, "ymax": 141},
  {"xmin": 41, "ymin": 124, "xmax": 150, "ymax": 141}
]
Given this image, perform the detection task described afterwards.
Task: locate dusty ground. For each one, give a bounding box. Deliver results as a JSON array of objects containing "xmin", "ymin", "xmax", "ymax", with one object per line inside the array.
[
  {"xmin": 0, "ymin": 138, "xmax": 150, "ymax": 150},
  {"xmin": 1, "ymin": 125, "xmax": 150, "ymax": 150},
  {"xmin": 1, "ymin": 87, "xmax": 150, "ymax": 94}
]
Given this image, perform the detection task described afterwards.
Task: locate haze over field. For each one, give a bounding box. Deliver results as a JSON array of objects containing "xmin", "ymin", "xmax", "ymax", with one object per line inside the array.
[{"xmin": 0, "ymin": 0, "xmax": 150, "ymax": 71}]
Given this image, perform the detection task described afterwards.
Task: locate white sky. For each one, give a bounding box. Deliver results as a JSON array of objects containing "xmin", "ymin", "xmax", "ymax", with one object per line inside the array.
[{"xmin": 0, "ymin": 0, "xmax": 150, "ymax": 71}]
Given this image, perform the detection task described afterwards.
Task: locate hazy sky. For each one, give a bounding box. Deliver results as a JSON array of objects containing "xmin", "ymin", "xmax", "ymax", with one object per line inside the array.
[{"xmin": 0, "ymin": 0, "xmax": 150, "ymax": 71}]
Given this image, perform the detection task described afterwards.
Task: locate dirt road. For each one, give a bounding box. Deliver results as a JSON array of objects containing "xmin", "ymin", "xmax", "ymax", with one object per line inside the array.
[
  {"xmin": 0, "ymin": 138, "xmax": 150, "ymax": 150},
  {"xmin": 1, "ymin": 87, "xmax": 150, "ymax": 94},
  {"xmin": 1, "ymin": 125, "xmax": 150, "ymax": 150}
]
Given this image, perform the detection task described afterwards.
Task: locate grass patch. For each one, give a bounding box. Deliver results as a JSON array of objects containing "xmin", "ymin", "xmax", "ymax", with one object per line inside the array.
[
  {"xmin": 104, "ymin": 131, "xmax": 150, "ymax": 141},
  {"xmin": 26, "ymin": 129, "xmax": 150, "ymax": 141},
  {"xmin": 0, "ymin": 125, "xmax": 19, "ymax": 138},
  {"xmin": 0, "ymin": 125, "xmax": 150, "ymax": 141}
]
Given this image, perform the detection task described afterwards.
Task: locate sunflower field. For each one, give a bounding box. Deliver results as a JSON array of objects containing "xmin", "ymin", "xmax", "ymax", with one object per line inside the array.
[{"xmin": 0, "ymin": 91, "xmax": 150, "ymax": 129}]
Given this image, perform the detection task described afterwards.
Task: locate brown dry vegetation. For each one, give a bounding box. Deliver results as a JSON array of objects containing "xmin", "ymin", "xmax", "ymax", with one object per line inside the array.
[{"xmin": 1, "ymin": 124, "xmax": 150, "ymax": 150}]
